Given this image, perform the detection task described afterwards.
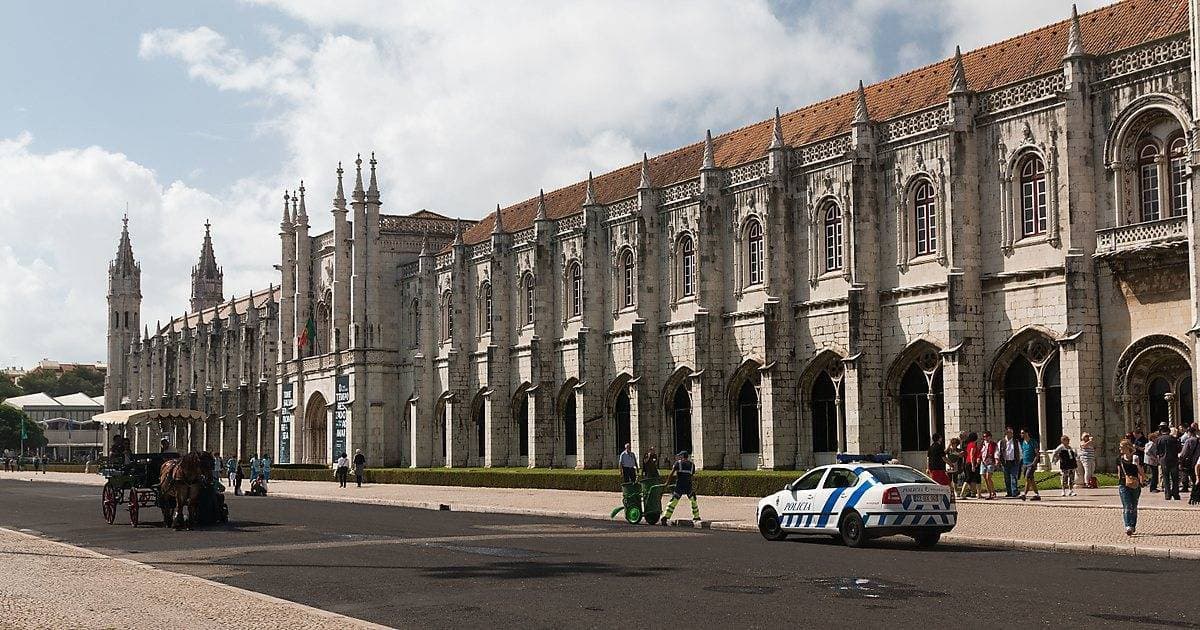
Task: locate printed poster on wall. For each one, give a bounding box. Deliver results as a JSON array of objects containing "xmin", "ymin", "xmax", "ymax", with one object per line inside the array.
[
  {"xmin": 279, "ymin": 383, "xmax": 293, "ymax": 464},
  {"xmin": 334, "ymin": 375, "xmax": 349, "ymax": 458}
]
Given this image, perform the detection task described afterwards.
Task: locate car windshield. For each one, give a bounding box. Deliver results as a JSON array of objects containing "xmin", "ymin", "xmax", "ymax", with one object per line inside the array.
[{"xmin": 866, "ymin": 466, "xmax": 932, "ymax": 484}]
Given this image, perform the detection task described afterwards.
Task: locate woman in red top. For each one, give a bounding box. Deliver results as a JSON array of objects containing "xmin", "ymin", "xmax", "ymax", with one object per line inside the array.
[{"xmin": 959, "ymin": 432, "xmax": 981, "ymax": 499}]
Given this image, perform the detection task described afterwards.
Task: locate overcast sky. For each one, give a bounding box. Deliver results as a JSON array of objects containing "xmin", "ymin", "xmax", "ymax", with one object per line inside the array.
[{"xmin": 0, "ymin": 0, "xmax": 1106, "ymax": 368}]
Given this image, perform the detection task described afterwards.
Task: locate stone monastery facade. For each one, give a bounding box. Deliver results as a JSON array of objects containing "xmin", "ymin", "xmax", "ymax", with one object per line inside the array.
[{"xmin": 111, "ymin": 0, "xmax": 1200, "ymax": 471}]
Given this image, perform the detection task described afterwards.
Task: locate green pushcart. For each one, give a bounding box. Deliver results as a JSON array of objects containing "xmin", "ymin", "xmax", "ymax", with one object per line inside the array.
[{"xmin": 610, "ymin": 477, "xmax": 671, "ymax": 524}]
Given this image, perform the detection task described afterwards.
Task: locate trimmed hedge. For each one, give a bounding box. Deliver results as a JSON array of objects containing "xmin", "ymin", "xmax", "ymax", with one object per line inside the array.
[{"xmin": 270, "ymin": 466, "xmax": 799, "ymax": 497}]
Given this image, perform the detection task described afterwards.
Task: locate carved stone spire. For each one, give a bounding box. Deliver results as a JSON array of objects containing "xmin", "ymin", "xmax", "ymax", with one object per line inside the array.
[
  {"xmin": 190, "ymin": 220, "xmax": 224, "ymax": 313},
  {"xmin": 584, "ymin": 171, "xmax": 597, "ymax": 206},
  {"xmin": 701, "ymin": 129, "xmax": 716, "ymax": 170},
  {"xmin": 419, "ymin": 231, "xmax": 430, "ymax": 256},
  {"xmin": 334, "ymin": 161, "xmax": 346, "ymax": 210},
  {"xmin": 352, "ymin": 153, "xmax": 365, "ymax": 202},
  {"xmin": 769, "ymin": 107, "xmax": 785, "ymax": 150},
  {"xmin": 367, "ymin": 152, "xmax": 379, "ymax": 200},
  {"xmin": 1065, "ymin": 4, "xmax": 1086, "ymax": 59},
  {"xmin": 113, "ymin": 212, "xmax": 137, "ymax": 273},
  {"xmin": 492, "ymin": 203, "xmax": 505, "ymax": 234},
  {"xmin": 297, "ymin": 181, "xmax": 306, "ymax": 222},
  {"xmin": 282, "ymin": 190, "xmax": 292, "ymax": 226},
  {"xmin": 639, "ymin": 153, "xmax": 652, "ymax": 189},
  {"xmin": 854, "ymin": 80, "xmax": 870, "ymax": 124},
  {"xmin": 948, "ymin": 46, "xmax": 970, "ymax": 95},
  {"xmin": 536, "ymin": 188, "xmax": 548, "ymax": 220},
  {"xmin": 453, "ymin": 218, "xmax": 463, "ymax": 245}
]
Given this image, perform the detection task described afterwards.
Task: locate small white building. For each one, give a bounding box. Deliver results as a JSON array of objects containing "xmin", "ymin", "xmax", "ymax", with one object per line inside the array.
[{"xmin": 3, "ymin": 392, "xmax": 105, "ymax": 461}]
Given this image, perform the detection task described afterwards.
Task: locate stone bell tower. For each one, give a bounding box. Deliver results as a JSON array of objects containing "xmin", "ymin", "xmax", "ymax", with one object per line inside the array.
[
  {"xmin": 190, "ymin": 220, "xmax": 224, "ymax": 313},
  {"xmin": 105, "ymin": 214, "xmax": 141, "ymax": 411}
]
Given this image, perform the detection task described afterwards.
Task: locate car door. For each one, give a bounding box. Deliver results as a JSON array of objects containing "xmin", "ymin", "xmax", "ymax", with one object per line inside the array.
[
  {"xmin": 813, "ymin": 467, "xmax": 860, "ymax": 531},
  {"xmin": 779, "ymin": 468, "xmax": 827, "ymax": 531}
]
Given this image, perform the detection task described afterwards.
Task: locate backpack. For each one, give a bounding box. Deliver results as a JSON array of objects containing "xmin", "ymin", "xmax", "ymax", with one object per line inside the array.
[{"xmin": 1059, "ymin": 447, "xmax": 1077, "ymax": 470}]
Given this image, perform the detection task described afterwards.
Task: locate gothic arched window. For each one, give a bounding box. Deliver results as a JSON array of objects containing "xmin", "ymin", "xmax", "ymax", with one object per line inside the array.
[
  {"xmin": 480, "ymin": 281, "xmax": 492, "ymax": 333},
  {"xmin": 567, "ymin": 261, "xmax": 582, "ymax": 318},
  {"xmin": 1170, "ymin": 134, "xmax": 1189, "ymax": 217},
  {"xmin": 745, "ymin": 219, "xmax": 763, "ymax": 286},
  {"xmin": 1019, "ymin": 156, "xmax": 1048, "ymax": 237},
  {"xmin": 411, "ymin": 299, "xmax": 420, "ymax": 347},
  {"xmin": 823, "ymin": 203, "xmax": 842, "ymax": 272},
  {"xmin": 678, "ymin": 235, "xmax": 695, "ymax": 298},
  {"xmin": 440, "ymin": 291, "xmax": 452, "ymax": 341},
  {"xmin": 913, "ymin": 180, "xmax": 937, "ymax": 255},
  {"xmin": 522, "ymin": 273, "xmax": 535, "ymax": 326},
  {"xmin": 621, "ymin": 249, "xmax": 635, "ymax": 308},
  {"xmin": 1139, "ymin": 139, "xmax": 1162, "ymax": 222}
]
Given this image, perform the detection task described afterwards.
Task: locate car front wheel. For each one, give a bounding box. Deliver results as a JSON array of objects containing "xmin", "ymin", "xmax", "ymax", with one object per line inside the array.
[
  {"xmin": 839, "ymin": 511, "xmax": 868, "ymax": 548},
  {"xmin": 758, "ymin": 508, "xmax": 787, "ymax": 541}
]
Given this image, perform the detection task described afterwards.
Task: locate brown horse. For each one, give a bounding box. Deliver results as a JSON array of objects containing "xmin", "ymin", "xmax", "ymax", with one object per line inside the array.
[{"xmin": 160, "ymin": 452, "xmax": 209, "ymax": 529}]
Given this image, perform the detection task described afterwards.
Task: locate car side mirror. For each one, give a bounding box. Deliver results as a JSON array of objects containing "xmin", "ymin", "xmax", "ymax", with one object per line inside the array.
[{"xmin": 784, "ymin": 482, "xmax": 794, "ymax": 492}]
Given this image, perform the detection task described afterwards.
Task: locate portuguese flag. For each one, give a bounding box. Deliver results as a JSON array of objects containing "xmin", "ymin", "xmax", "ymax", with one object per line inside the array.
[{"xmin": 298, "ymin": 315, "xmax": 317, "ymax": 352}]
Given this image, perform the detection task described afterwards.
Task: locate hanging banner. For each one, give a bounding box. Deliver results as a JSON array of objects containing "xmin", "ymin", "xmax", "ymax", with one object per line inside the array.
[
  {"xmin": 333, "ymin": 375, "xmax": 349, "ymax": 458},
  {"xmin": 279, "ymin": 383, "xmax": 293, "ymax": 464}
]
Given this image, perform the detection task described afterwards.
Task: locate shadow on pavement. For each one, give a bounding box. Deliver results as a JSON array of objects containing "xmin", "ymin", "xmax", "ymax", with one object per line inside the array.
[{"xmin": 421, "ymin": 560, "xmax": 670, "ymax": 580}]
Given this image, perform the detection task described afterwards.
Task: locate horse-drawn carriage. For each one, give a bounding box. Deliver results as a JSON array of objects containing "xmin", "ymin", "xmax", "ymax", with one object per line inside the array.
[{"xmin": 100, "ymin": 452, "xmax": 228, "ymax": 528}]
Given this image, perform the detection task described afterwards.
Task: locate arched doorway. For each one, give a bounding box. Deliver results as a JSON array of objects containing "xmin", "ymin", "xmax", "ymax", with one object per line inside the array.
[
  {"xmin": 614, "ymin": 389, "xmax": 631, "ymax": 452},
  {"xmin": 305, "ymin": 392, "xmax": 328, "ymax": 464},
  {"xmin": 671, "ymin": 384, "xmax": 692, "ymax": 455},
  {"xmin": 811, "ymin": 372, "xmax": 840, "ymax": 454},
  {"xmin": 472, "ymin": 395, "xmax": 486, "ymax": 463},
  {"xmin": 563, "ymin": 391, "xmax": 577, "ymax": 459},
  {"xmin": 995, "ymin": 333, "xmax": 1061, "ymax": 443},
  {"xmin": 737, "ymin": 380, "xmax": 760, "ymax": 455},
  {"xmin": 437, "ymin": 397, "xmax": 448, "ymax": 466},
  {"xmin": 514, "ymin": 391, "xmax": 529, "ymax": 460},
  {"xmin": 898, "ymin": 363, "xmax": 943, "ymax": 453},
  {"xmin": 1114, "ymin": 335, "xmax": 1193, "ymax": 432}
]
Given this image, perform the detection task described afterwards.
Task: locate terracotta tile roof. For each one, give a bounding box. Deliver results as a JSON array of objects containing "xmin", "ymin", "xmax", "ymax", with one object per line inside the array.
[{"xmin": 454, "ymin": 0, "xmax": 1187, "ymax": 249}]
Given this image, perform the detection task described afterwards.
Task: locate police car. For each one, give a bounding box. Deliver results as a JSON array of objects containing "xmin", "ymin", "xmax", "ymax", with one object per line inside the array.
[{"xmin": 756, "ymin": 462, "xmax": 956, "ymax": 547}]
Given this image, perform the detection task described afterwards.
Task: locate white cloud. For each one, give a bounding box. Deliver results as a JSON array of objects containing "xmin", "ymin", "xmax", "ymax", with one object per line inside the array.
[{"xmin": 0, "ymin": 132, "xmax": 277, "ymax": 368}]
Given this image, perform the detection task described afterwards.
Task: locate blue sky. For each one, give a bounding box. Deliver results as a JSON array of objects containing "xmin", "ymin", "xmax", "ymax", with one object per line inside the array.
[{"xmin": 0, "ymin": 0, "xmax": 1105, "ymax": 369}]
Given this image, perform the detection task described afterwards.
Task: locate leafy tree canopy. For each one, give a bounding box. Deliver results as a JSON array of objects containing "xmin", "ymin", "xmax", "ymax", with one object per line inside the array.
[
  {"xmin": 17, "ymin": 366, "xmax": 104, "ymax": 398},
  {"xmin": 0, "ymin": 405, "xmax": 47, "ymax": 452}
]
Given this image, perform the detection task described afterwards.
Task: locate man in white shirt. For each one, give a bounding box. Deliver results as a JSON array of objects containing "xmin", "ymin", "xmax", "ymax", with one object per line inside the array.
[
  {"xmin": 618, "ymin": 443, "xmax": 639, "ymax": 484},
  {"xmin": 998, "ymin": 427, "xmax": 1022, "ymax": 498}
]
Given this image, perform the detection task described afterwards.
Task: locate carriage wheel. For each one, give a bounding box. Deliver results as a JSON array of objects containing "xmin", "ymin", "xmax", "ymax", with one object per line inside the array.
[
  {"xmin": 102, "ymin": 483, "xmax": 117, "ymax": 525},
  {"xmin": 129, "ymin": 489, "xmax": 140, "ymax": 528}
]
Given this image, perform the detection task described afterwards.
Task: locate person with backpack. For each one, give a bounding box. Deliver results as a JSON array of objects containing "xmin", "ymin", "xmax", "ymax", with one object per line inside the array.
[{"xmin": 1051, "ymin": 435, "xmax": 1078, "ymax": 497}]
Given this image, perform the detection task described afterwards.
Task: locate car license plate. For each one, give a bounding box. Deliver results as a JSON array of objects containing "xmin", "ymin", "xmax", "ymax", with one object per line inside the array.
[{"xmin": 910, "ymin": 493, "xmax": 940, "ymax": 503}]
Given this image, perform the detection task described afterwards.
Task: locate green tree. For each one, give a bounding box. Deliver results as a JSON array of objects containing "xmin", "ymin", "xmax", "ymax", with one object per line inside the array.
[
  {"xmin": 0, "ymin": 405, "xmax": 47, "ymax": 452},
  {"xmin": 0, "ymin": 374, "xmax": 21, "ymax": 400},
  {"xmin": 16, "ymin": 368, "xmax": 57, "ymax": 395},
  {"xmin": 51, "ymin": 366, "xmax": 105, "ymax": 397}
]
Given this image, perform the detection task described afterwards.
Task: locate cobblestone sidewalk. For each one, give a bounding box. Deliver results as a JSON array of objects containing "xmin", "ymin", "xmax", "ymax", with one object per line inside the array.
[
  {"xmin": 6, "ymin": 470, "xmax": 1200, "ymax": 559},
  {"xmin": 0, "ymin": 526, "xmax": 387, "ymax": 630}
]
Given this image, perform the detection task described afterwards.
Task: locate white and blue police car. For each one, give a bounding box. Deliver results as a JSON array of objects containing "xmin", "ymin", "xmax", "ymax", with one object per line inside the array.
[{"xmin": 756, "ymin": 462, "xmax": 956, "ymax": 547}]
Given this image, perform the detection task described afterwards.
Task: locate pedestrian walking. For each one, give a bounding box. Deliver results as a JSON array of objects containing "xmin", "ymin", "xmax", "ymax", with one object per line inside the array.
[
  {"xmin": 999, "ymin": 427, "xmax": 1022, "ymax": 497},
  {"xmin": 1117, "ymin": 439, "xmax": 1145, "ymax": 536},
  {"xmin": 1019, "ymin": 428, "xmax": 1041, "ymax": 501},
  {"xmin": 1144, "ymin": 430, "xmax": 1161, "ymax": 492},
  {"xmin": 961, "ymin": 432, "xmax": 981, "ymax": 499},
  {"xmin": 226, "ymin": 455, "xmax": 238, "ymax": 491},
  {"xmin": 945, "ymin": 437, "xmax": 962, "ymax": 491},
  {"xmin": 662, "ymin": 451, "xmax": 700, "ymax": 523},
  {"xmin": 261, "ymin": 455, "xmax": 271, "ymax": 484},
  {"xmin": 335, "ymin": 452, "xmax": 350, "ymax": 488},
  {"xmin": 353, "ymin": 449, "xmax": 366, "ymax": 487},
  {"xmin": 234, "ymin": 462, "xmax": 244, "ymax": 496},
  {"xmin": 979, "ymin": 430, "xmax": 998, "ymax": 499},
  {"xmin": 926, "ymin": 433, "xmax": 950, "ymax": 486},
  {"xmin": 1154, "ymin": 424, "xmax": 1182, "ymax": 501},
  {"xmin": 1180, "ymin": 426, "xmax": 1198, "ymax": 493},
  {"xmin": 1080, "ymin": 432, "xmax": 1097, "ymax": 489},
  {"xmin": 1050, "ymin": 435, "xmax": 1078, "ymax": 496},
  {"xmin": 618, "ymin": 443, "xmax": 638, "ymax": 484},
  {"xmin": 642, "ymin": 446, "xmax": 660, "ymax": 480},
  {"xmin": 249, "ymin": 454, "xmax": 261, "ymax": 483}
]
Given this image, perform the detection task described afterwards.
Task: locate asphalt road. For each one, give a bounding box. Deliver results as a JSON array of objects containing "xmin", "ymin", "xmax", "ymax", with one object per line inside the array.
[{"xmin": 3, "ymin": 479, "xmax": 1199, "ymax": 629}]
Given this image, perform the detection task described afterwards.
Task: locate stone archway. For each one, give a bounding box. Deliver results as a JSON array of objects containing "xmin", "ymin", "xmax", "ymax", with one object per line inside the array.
[
  {"xmin": 796, "ymin": 350, "xmax": 846, "ymax": 467},
  {"xmin": 557, "ymin": 379, "xmax": 579, "ymax": 466},
  {"xmin": 304, "ymin": 391, "xmax": 328, "ymax": 465},
  {"xmin": 469, "ymin": 390, "xmax": 486, "ymax": 466},
  {"xmin": 728, "ymin": 360, "xmax": 763, "ymax": 469},
  {"xmin": 989, "ymin": 328, "xmax": 1062, "ymax": 442},
  {"xmin": 885, "ymin": 340, "xmax": 943, "ymax": 458},
  {"xmin": 511, "ymin": 384, "xmax": 531, "ymax": 465},
  {"xmin": 1114, "ymin": 334, "xmax": 1193, "ymax": 432}
]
